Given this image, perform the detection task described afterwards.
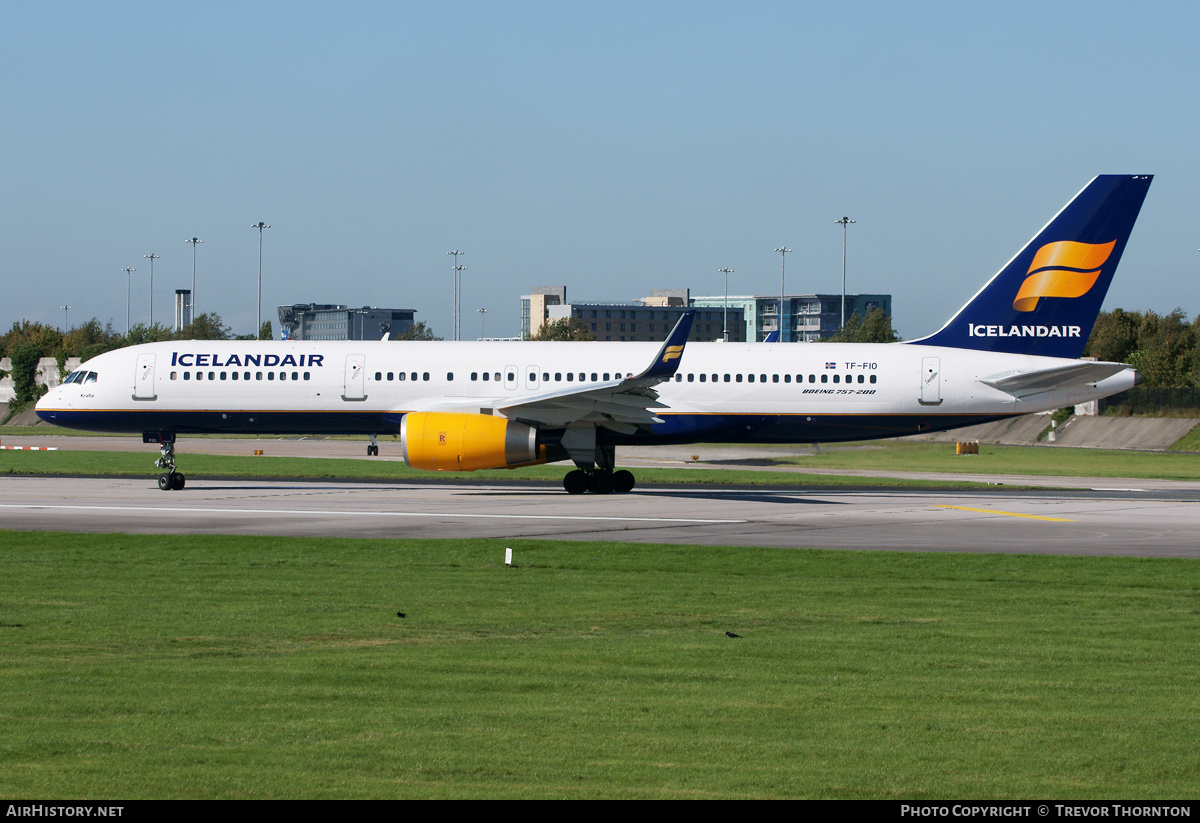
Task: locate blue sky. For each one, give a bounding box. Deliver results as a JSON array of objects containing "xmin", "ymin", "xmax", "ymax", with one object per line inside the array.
[{"xmin": 3, "ymin": 1, "xmax": 1196, "ymax": 340}]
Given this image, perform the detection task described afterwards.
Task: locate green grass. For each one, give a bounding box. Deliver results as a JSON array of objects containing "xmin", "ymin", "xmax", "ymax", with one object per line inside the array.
[
  {"xmin": 3, "ymin": 435, "xmax": 1198, "ymax": 486},
  {"xmin": 1168, "ymin": 424, "xmax": 1200, "ymax": 453},
  {"xmin": 777, "ymin": 440, "xmax": 1200, "ymax": 481},
  {"xmin": 0, "ymin": 448, "xmax": 1009, "ymax": 488},
  {"xmin": 2, "ymin": 532, "xmax": 1199, "ymax": 798}
]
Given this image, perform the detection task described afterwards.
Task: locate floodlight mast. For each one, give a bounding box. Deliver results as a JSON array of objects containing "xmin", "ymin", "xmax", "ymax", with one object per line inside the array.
[
  {"xmin": 447, "ymin": 250, "xmax": 465, "ymax": 341},
  {"xmin": 775, "ymin": 246, "xmax": 791, "ymax": 342},
  {"xmin": 718, "ymin": 267, "xmax": 734, "ymax": 341},
  {"xmin": 834, "ymin": 217, "xmax": 855, "ymax": 330},
  {"xmin": 252, "ymin": 223, "xmax": 270, "ymax": 339},
  {"xmin": 143, "ymin": 253, "xmax": 159, "ymax": 326},
  {"xmin": 121, "ymin": 268, "xmax": 136, "ymax": 335},
  {"xmin": 185, "ymin": 237, "xmax": 202, "ymax": 320}
]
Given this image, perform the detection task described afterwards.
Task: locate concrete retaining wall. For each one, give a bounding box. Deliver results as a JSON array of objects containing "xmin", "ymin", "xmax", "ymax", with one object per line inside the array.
[
  {"xmin": 904, "ymin": 413, "xmax": 1198, "ymax": 451},
  {"xmin": 0, "ymin": 357, "xmax": 82, "ymax": 403}
]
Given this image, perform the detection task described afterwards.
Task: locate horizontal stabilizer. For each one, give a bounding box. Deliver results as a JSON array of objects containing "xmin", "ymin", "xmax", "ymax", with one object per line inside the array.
[{"xmin": 979, "ymin": 361, "xmax": 1131, "ymax": 397}]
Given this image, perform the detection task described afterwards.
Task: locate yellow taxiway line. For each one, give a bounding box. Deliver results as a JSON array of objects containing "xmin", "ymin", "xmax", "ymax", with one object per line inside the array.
[{"xmin": 936, "ymin": 505, "xmax": 1076, "ymax": 522}]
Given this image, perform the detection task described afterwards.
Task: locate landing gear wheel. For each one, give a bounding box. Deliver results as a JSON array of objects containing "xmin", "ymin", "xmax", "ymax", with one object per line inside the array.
[
  {"xmin": 367, "ymin": 444, "xmax": 379, "ymax": 456},
  {"xmin": 563, "ymin": 470, "xmax": 589, "ymax": 495},
  {"xmin": 588, "ymin": 471, "xmax": 614, "ymax": 495},
  {"xmin": 613, "ymin": 470, "xmax": 635, "ymax": 494},
  {"xmin": 171, "ymin": 473, "xmax": 186, "ymax": 490},
  {"xmin": 158, "ymin": 473, "xmax": 171, "ymax": 491}
]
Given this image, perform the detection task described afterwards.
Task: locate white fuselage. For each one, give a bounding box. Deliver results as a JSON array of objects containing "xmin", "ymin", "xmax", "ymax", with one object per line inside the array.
[{"xmin": 36, "ymin": 339, "xmax": 1137, "ymax": 446}]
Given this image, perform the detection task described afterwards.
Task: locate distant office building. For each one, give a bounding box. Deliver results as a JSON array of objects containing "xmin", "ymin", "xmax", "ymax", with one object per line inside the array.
[
  {"xmin": 174, "ymin": 290, "xmax": 193, "ymax": 332},
  {"xmin": 277, "ymin": 303, "xmax": 416, "ymax": 341},
  {"xmin": 520, "ymin": 286, "xmax": 568, "ymax": 340},
  {"xmin": 690, "ymin": 293, "xmax": 891, "ymax": 342},
  {"xmin": 521, "ymin": 286, "xmax": 746, "ymax": 342}
]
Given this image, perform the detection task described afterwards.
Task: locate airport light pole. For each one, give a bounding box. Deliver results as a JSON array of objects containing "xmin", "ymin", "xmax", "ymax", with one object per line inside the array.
[
  {"xmin": 185, "ymin": 237, "xmax": 202, "ymax": 322},
  {"xmin": 447, "ymin": 250, "xmax": 464, "ymax": 341},
  {"xmin": 478, "ymin": 307, "xmax": 487, "ymax": 339},
  {"xmin": 60, "ymin": 305, "xmax": 71, "ymax": 332},
  {"xmin": 143, "ymin": 253, "xmax": 159, "ymax": 326},
  {"xmin": 719, "ymin": 267, "xmax": 734, "ymax": 341},
  {"xmin": 834, "ymin": 216, "xmax": 855, "ymax": 330},
  {"xmin": 252, "ymin": 223, "xmax": 270, "ymax": 339},
  {"xmin": 775, "ymin": 246, "xmax": 791, "ymax": 342},
  {"xmin": 121, "ymin": 267, "xmax": 135, "ymax": 335}
]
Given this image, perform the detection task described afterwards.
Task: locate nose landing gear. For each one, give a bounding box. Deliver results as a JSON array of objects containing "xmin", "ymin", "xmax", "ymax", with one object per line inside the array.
[{"xmin": 147, "ymin": 432, "xmax": 185, "ymax": 491}]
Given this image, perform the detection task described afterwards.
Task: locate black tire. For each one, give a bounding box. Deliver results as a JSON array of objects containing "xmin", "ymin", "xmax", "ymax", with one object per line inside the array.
[
  {"xmin": 613, "ymin": 470, "xmax": 635, "ymax": 494},
  {"xmin": 563, "ymin": 470, "xmax": 589, "ymax": 495},
  {"xmin": 158, "ymin": 474, "xmax": 171, "ymax": 491},
  {"xmin": 172, "ymin": 473, "xmax": 186, "ymax": 490},
  {"xmin": 588, "ymin": 471, "xmax": 614, "ymax": 495}
]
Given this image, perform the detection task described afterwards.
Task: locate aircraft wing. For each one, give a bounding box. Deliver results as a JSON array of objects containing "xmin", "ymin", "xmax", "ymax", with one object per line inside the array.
[
  {"xmin": 979, "ymin": 361, "xmax": 1131, "ymax": 398},
  {"xmin": 494, "ymin": 311, "xmax": 694, "ymax": 434}
]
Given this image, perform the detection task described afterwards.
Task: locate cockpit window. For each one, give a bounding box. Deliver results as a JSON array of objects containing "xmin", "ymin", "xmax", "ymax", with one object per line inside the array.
[
  {"xmin": 64, "ymin": 370, "xmax": 85, "ymax": 384},
  {"xmin": 83, "ymin": 372, "xmax": 98, "ymax": 384}
]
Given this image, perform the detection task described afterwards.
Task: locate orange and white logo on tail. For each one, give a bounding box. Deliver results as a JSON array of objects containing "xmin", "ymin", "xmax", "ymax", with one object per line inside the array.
[
  {"xmin": 661, "ymin": 345, "xmax": 684, "ymax": 364},
  {"xmin": 1012, "ymin": 240, "xmax": 1115, "ymax": 312}
]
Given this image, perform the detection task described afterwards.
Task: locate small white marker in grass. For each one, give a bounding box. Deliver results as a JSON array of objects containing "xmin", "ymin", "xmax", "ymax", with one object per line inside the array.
[{"xmin": 505, "ymin": 547, "xmax": 512, "ymax": 567}]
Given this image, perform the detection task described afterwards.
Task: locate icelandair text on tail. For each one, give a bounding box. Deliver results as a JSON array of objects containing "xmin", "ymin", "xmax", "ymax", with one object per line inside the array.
[{"xmin": 969, "ymin": 324, "xmax": 1082, "ymax": 338}]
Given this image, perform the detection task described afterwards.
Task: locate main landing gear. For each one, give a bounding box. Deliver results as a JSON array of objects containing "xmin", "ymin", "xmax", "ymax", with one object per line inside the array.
[
  {"xmin": 153, "ymin": 437, "xmax": 185, "ymax": 491},
  {"xmin": 559, "ymin": 434, "xmax": 635, "ymax": 494},
  {"xmin": 563, "ymin": 468, "xmax": 635, "ymax": 495}
]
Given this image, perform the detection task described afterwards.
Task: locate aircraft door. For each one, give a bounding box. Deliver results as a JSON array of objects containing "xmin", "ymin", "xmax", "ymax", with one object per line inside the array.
[
  {"xmin": 919, "ymin": 356, "xmax": 942, "ymax": 406},
  {"xmin": 133, "ymin": 353, "xmax": 157, "ymax": 401},
  {"xmin": 504, "ymin": 365, "xmax": 518, "ymax": 392},
  {"xmin": 343, "ymin": 354, "xmax": 367, "ymax": 401},
  {"xmin": 526, "ymin": 365, "xmax": 540, "ymax": 391}
]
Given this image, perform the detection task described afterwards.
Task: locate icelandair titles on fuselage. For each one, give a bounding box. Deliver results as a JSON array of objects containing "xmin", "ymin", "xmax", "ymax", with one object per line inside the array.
[
  {"xmin": 968, "ymin": 324, "xmax": 1081, "ymax": 338},
  {"xmin": 171, "ymin": 352, "xmax": 326, "ymax": 368}
]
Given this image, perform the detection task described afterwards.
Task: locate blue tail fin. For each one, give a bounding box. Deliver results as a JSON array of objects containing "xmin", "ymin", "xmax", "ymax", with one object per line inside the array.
[{"xmin": 910, "ymin": 175, "xmax": 1152, "ymax": 358}]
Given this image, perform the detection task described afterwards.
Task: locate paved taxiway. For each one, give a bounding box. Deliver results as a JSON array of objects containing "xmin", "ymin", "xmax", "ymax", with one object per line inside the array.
[
  {"xmin": 3, "ymin": 475, "xmax": 1199, "ymax": 558},
  {"xmin": 3, "ymin": 434, "xmax": 1198, "ymax": 556}
]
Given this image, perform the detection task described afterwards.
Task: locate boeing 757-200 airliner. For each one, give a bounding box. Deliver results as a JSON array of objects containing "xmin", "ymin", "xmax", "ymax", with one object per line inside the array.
[{"xmin": 37, "ymin": 175, "xmax": 1153, "ymax": 494}]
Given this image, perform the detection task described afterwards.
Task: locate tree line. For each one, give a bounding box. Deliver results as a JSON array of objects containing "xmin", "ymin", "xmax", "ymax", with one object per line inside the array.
[{"xmin": 0, "ymin": 314, "xmax": 269, "ymax": 409}]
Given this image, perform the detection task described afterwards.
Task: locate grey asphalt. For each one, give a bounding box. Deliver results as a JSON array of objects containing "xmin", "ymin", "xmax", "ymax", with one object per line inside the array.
[
  {"xmin": 3, "ymin": 434, "xmax": 1198, "ymax": 557},
  {"xmin": 2, "ymin": 474, "xmax": 1198, "ymax": 557}
]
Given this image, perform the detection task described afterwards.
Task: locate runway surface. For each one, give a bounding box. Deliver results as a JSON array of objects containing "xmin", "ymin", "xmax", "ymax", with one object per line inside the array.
[
  {"xmin": 3, "ymin": 433, "xmax": 1199, "ymax": 556},
  {"xmin": 3, "ymin": 474, "xmax": 1199, "ymax": 557}
]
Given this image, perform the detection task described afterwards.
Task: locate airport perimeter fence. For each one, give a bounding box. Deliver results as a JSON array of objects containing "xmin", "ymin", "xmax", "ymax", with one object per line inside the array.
[{"xmin": 1102, "ymin": 386, "xmax": 1200, "ymax": 416}]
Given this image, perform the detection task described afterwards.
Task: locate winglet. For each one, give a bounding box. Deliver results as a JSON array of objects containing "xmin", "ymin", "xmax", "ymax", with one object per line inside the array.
[{"xmin": 627, "ymin": 310, "xmax": 694, "ymax": 385}]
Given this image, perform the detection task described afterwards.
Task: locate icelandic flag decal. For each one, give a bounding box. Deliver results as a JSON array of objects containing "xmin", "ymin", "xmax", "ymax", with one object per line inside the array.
[{"xmin": 825, "ymin": 362, "xmax": 836, "ymax": 369}]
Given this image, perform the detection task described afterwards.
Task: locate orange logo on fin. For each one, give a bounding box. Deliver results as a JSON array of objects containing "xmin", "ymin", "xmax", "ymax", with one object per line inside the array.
[
  {"xmin": 661, "ymin": 345, "xmax": 684, "ymax": 364},
  {"xmin": 1013, "ymin": 240, "xmax": 1115, "ymax": 312}
]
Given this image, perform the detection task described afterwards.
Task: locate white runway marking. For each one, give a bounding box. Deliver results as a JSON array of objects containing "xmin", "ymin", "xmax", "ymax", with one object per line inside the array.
[{"xmin": 0, "ymin": 503, "xmax": 744, "ymax": 525}]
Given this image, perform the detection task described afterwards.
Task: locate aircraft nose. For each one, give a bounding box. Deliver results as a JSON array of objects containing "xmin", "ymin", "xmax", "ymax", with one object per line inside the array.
[{"xmin": 34, "ymin": 386, "xmax": 60, "ymax": 422}]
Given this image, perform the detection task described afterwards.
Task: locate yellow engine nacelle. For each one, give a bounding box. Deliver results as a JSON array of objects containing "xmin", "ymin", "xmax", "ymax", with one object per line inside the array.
[{"xmin": 400, "ymin": 411, "xmax": 545, "ymax": 472}]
